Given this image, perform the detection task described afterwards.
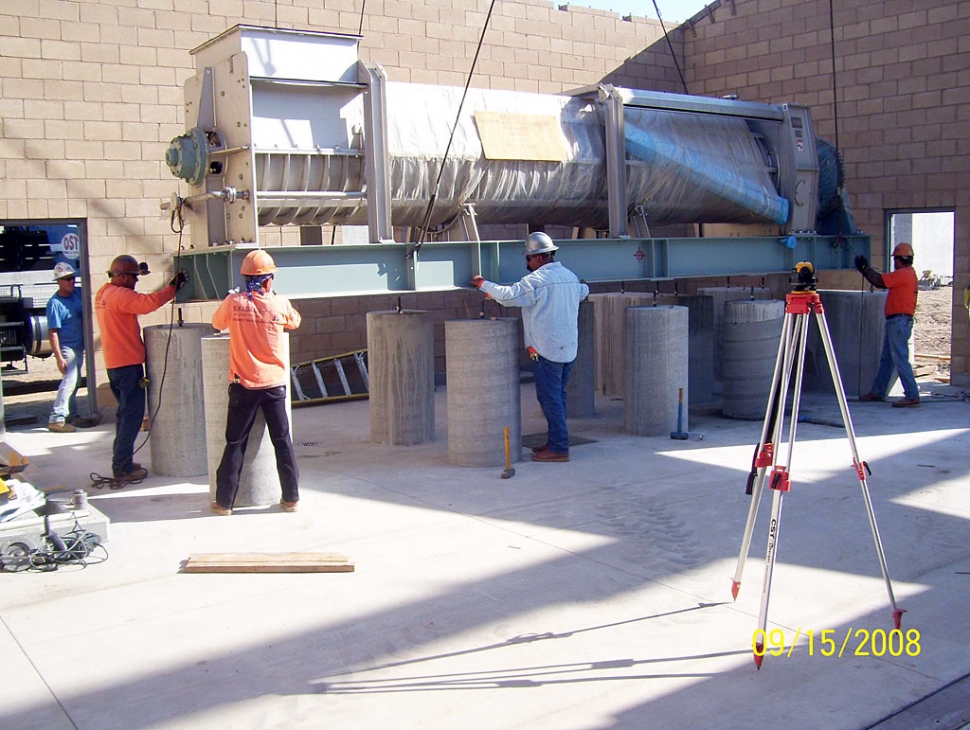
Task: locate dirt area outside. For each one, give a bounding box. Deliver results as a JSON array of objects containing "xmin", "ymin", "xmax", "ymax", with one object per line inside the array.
[{"xmin": 913, "ymin": 285, "xmax": 954, "ymax": 380}]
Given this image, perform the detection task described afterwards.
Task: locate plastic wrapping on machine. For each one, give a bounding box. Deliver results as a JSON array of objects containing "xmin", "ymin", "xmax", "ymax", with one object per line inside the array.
[
  {"xmin": 252, "ymin": 83, "xmax": 791, "ymax": 229},
  {"xmin": 623, "ymin": 108, "xmax": 790, "ymax": 225},
  {"xmin": 382, "ymin": 84, "xmax": 607, "ymax": 228}
]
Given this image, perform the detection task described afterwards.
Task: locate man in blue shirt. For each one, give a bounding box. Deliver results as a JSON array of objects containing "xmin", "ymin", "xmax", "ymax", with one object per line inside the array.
[
  {"xmin": 472, "ymin": 232, "xmax": 589, "ymax": 462},
  {"xmin": 46, "ymin": 262, "xmax": 85, "ymax": 433}
]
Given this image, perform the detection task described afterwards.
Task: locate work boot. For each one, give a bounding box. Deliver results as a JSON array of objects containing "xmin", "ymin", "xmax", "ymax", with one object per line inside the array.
[
  {"xmin": 531, "ymin": 450, "xmax": 569, "ymax": 463},
  {"xmin": 859, "ymin": 392, "xmax": 886, "ymax": 403},
  {"xmin": 48, "ymin": 421, "xmax": 76, "ymax": 433},
  {"xmin": 113, "ymin": 465, "xmax": 149, "ymax": 483},
  {"xmin": 210, "ymin": 500, "xmax": 232, "ymax": 516},
  {"xmin": 279, "ymin": 500, "xmax": 299, "ymax": 512},
  {"xmin": 531, "ymin": 443, "xmax": 550, "ymax": 454},
  {"xmin": 892, "ymin": 397, "xmax": 921, "ymax": 408}
]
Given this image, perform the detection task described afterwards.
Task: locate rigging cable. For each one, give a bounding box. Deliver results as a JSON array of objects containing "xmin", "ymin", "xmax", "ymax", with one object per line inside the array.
[
  {"xmin": 828, "ymin": 0, "xmax": 844, "ymax": 241},
  {"xmin": 826, "ymin": 0, "xmax": 866, "ymax": 393},
  {"xmin": 651, "ymin": 0, "xmax": 689, "ymax": 94},
  {"xmin": 410, "ymin": 0, "xmax": 498, "ymax": 257}
]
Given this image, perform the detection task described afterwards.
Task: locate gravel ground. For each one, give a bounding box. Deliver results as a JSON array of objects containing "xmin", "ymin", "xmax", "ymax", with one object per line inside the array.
[{"xmin": 914, "ymin": 286, "xmax": 955, "ymax": 380}]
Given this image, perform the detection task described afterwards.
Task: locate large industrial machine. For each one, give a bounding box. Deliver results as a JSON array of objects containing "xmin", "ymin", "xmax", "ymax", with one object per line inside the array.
[{"xmin": 163, "ymin": 25, "xmax": 866, "ymax": 300}]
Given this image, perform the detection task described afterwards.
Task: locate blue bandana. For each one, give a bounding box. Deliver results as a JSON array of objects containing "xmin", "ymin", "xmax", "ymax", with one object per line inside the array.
[{"xmin": 245, "ymin": 274, "xmax": 272, "ymax": 300}]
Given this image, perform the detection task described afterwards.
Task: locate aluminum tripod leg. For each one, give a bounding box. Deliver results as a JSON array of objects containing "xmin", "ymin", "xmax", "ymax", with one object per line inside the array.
[
  {"xmin": 814, "ymin": 309, "xmax": 904, "ymax": 629},
  {"xmin": 752, "ymin": 311, "xmax": 811, "ymax": 668},
  {"xmin": 731, "ymin": 310, "xmax": 796, "ymax": 599}
]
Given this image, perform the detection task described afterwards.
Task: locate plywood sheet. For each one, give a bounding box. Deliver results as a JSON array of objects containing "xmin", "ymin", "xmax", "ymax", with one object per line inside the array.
[{"xmin": 475, "ymin": 111, "xmax": 570, "ymax": 162}]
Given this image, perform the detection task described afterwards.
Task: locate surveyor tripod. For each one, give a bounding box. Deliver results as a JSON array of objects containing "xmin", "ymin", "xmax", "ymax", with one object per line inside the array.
[{"xmin": 730, "ymin": 263, "xmax": 904, "ymax": 669}]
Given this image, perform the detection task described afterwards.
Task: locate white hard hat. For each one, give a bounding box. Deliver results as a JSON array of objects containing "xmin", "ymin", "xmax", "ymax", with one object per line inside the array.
[
  {"xmin": 524, "ymin": 232, "xmax": 558, "ymax": 256},
  {"xmin": 53, "ymin": 262, "xmax": 76, "ymax": 280}
]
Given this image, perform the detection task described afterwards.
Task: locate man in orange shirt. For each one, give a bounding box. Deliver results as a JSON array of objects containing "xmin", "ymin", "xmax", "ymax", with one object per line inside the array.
[
  {"xmin": 855, "ymin": 242, "xmax": 920, "ymax": 407},
  {"xmin": 210, "ymin": 250, "xmax": 302, "ymax": 516},
  {"xmin": 95, "ymin": 255, "xmax": 187, "ymax": 482}
]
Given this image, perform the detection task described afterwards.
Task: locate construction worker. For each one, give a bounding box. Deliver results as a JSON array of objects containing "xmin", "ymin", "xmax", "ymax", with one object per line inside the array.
[
  {"xmin": 210, "ymin": 249, "xmax": 302, "ymax": 516},
  {"xmin": 471, "ymin": 232, "xmax": 589, "ymax": 462},
  {"xmin": 46, "ymin": 262, "xmax": 85, "ymax": 433},
  {"xmin": 95, "ymin": 255, "xmax": 187, "ymax": 482},
  {"xmin": 855, "ymin": 242, "xmax": 920, "ymax": 407}
]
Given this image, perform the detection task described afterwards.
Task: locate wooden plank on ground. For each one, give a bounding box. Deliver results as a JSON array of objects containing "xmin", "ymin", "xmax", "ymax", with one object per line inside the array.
[
  {"xmin": 0, "ymin": 442, "xmax": 29, "ymax": 478},
  {"xmin": 181, "ymin": 552, "xmax": 354, "ymax": 574}
]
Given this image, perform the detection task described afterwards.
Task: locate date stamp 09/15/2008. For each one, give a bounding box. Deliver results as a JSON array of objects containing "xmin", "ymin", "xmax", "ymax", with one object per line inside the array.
[{"xmin": 753, "ymin": 628, "xmax": 921, "ymax": 659}]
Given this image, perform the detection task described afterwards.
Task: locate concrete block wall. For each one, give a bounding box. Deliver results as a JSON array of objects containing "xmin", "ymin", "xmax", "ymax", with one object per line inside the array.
[
  {"xmin": 679, "ymin": 0, "xmax": 970, "ymax": 385},
  {"xmin": 0, "ymin": 0, "xmax": 677, "ymax": 404}
]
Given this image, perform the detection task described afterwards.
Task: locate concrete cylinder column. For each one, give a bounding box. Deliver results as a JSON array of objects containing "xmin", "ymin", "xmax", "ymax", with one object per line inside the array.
[
  {"xmin": 367, "ymin": 310, "xmax": 435, "ymax": 445},
  {"xmin": 145, "ymin": 323, "xmax": 213, "ymax": 477},
  {"xmin": 566, "ymin": 299, "xmax": 595, "ymax": 418},
  {"xmin": 698, "ymin": 286, "xmax": 772, "ymax": 383},
  {"xmin": 624, "ymin": 305, "xmax": 689, "ymax": 436},
  {"xmin": 445, "ymin": 318, "xmax": 520, "ymax": 467},
  {"xmin": 722, "ymin": 299, "xmax": 785, "ymax": 420},
  {"xmin": 588, "ymin": 292, "xmax": 654, "ymax": 397},
  {"xmin": 201, "ymin": 334, "xmax": 291, "ymax": 507},
  {"xmin": 657, "ymin": 294, "xmax": 715, "ymax": 404},
  {"xmin": 803, "ymin": 290, "xmax": 890, "ymax": 398}
]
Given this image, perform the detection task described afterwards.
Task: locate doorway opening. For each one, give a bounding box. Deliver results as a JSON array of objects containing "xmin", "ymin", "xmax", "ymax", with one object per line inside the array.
[
  {"xmin": 0, "ymin": 219, "xmax": 95, "ymax": 427},
  {"xmin": 887, "ymin": 210, "xmax": 954, "ymax": 382}
]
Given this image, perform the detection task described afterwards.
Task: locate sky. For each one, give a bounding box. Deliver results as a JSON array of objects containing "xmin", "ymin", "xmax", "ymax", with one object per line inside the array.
[{"xmin": 569, "ymin": 0, "xmax": 710, "ymax": 24}]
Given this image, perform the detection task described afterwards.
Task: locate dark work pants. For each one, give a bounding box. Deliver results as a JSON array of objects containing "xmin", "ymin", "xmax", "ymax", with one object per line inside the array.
[
  {"xmin": 107, "ymin": 364, "xmax": 146, "ymax": 476},
  {"xmin": 214, "ymin": 383, "xmax": 300, "ymax": 508}
]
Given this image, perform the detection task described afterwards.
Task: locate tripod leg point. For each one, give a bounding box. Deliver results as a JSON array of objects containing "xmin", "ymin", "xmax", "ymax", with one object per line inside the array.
[
  {"xmin": 893, "ymin": 609, "xmax": 906, "ymax": 630},
  {"xmin": 731, "ymin": 580, "xmax": 741, "ymax": 600},
  {"xmin": 753, "ymin": 644, "xmax": 764, "ymax": 670}
]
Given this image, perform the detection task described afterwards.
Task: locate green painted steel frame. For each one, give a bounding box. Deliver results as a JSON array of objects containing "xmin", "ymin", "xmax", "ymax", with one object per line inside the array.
[{"xmin": 175, "ymin": 234, "xmax": 870, "ymax": 301}]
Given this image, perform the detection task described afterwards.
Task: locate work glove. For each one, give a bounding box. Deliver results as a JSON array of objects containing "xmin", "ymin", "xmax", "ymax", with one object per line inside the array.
[
  {"xmin": 170, "ymin": 269, "xmax": 189, "ymax": 290},
  {"xmin": 854, "ymin": 255, "xmax": 868, "ymax": 273},
  {"xmin": 470, "ymin": 275, "xmax": 485, "ymax": 289}
]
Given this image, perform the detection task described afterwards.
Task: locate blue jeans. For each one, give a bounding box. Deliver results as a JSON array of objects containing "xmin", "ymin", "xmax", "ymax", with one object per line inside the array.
[
  {"xmin": 107, "ymin": 364, "xmax": 146, "ymax": 476},
  {"xmin": 534, "ymin": 356, "xmax": 575, "ymax": 454},
  {"xmin": 49, "ymin": 345, "xmax": 83, "ymax": 424},
  {"xmin": 215, "ymin": 383, "xmax": 299, "ymax": 508},
  {"xmin": 870, "ymin": 315, "xmax": 919, "ymax": 399}
]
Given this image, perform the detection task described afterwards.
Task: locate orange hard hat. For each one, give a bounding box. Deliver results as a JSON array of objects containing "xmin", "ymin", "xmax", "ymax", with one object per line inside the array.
[
  {"xmin": 892, "ymin": 242, "xmax": 914, "ymax": 257},
  {"xmin": 240, "ymin": 249, "xmax": 277, "ymax": 276}
]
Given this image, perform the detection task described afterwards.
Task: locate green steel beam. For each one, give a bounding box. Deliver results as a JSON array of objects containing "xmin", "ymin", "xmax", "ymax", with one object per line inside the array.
[{"xmin": 176, "ymin": 234, "xmax": 870, "ymax": 302}]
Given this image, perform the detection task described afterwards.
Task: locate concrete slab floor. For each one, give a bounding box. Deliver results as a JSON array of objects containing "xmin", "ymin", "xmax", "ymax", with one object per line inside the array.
[{"xmin": 1, "ymin": 381, "xmax": 969, "ymax": 730}]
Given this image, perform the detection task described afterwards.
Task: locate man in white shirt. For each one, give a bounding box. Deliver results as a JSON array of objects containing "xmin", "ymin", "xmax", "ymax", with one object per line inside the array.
[{"xmin": 472, "ymin": 232, "xmax": 589, "ymax": 462}]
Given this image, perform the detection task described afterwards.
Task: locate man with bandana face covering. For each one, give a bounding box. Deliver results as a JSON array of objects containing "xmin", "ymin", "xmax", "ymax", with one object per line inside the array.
[{"xmin": 210, "ymin": 250, "xmax": 302, "ymax": 516}]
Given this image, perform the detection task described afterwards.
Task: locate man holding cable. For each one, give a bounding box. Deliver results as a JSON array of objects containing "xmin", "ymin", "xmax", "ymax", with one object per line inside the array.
[
  {"xmin": 855, "ymin": 242, "xmax": 920, "ymax": 408},
  {"xmin": 95, "ymin": 255, "xmax": 187, "ymax": 483},
  {"xmin": 471, "ymin": 232, "xmax": 589, "ymax": 463}
]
